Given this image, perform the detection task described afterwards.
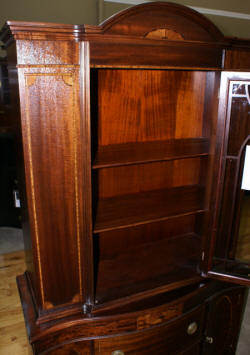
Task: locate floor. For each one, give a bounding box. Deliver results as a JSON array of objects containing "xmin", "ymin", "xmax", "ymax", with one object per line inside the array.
[
  {"xmin": 0, "ymin": 249, "xmax": 30, "ymax": 354},
  {"xmin": 0, "ymin": 228, "xmax": 249, "ymax": 354},
  {"xmin": 0, "ymin": 227, "xmax": 24, "ymax": 255}
]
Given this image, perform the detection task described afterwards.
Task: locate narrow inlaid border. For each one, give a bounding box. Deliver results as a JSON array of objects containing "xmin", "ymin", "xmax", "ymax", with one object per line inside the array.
[{"xmin": 23, "ymin": 69, "xmax": 83, "ymax": 307}]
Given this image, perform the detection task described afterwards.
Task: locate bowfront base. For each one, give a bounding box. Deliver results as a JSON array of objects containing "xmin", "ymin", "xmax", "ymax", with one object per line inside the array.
[{"xmin": 17, "ymin": 274, "xmax": 247, "ymax": 355}]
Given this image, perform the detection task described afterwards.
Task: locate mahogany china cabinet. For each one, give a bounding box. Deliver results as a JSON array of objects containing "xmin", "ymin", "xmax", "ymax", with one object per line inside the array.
[{"xmin": 1, "ymin": 2, "xmax": 250, "ymax": 354}]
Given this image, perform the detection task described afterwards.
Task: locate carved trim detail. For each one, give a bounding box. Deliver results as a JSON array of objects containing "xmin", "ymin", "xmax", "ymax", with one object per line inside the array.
[{"xmin": 145, "ymin": 28, "xmax": 184, "ymax": 41}]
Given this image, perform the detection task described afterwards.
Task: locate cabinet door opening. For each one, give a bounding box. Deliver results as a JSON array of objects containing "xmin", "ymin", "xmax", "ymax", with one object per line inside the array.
[
  {"xmin": 90, "ymin": 68, "xmax": 220, "ymax": 305},
  {"xmin": 208, "ymin": 74, "xmax": 250, "ymax": 285}
]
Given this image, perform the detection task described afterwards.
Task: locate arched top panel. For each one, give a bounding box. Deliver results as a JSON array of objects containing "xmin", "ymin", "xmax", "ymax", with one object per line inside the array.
[
  {"xmin": 99, "ymin": 2, "xmax": 224, "ymax": 43},
  {"xmin": 0, "ymin": 2, "xmax": 225, "ymax": 46},
  {"xmin": 0, "ymin": 1, "xmax": 227, "ymax": 68}
]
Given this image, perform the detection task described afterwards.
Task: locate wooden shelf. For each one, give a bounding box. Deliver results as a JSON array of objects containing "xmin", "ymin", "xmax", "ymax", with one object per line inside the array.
[
  {"xmin": 94, "ymin": 185, "xmax": 205, "ymax": 233},
  {"xmin": 92, "ymin": 138, "xmax": 209, "ymax": 169},
  {"xmin": 95, "ymin": 233, "xmax": 201, "ymax": 304}
]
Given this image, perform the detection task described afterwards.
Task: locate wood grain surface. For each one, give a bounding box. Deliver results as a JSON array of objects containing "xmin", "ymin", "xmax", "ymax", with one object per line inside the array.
[
  {"xmin": 95, "ymin": 233, "xmax": 202, "ymax": 303},
  {"xmin": 93, "ymin": 138, "xmax": 209, "ymax": 169},
  {"xmin": 1, "ymin": 2, "xmax": 250, "ymax": 353},
  {"xmin": 94, "ymin": 185, "xmax": 205, "ymax": 233},
  {"xmin": 16, "ymin": 63, "xmax": 90, "ymax": 311},
  {"xmin": 96, "ymin": 70, "xmax": 206, "ymax": 146},
  {"xmin": 95, "ymin": 305, "xmax": 205, "ymax": 355}
]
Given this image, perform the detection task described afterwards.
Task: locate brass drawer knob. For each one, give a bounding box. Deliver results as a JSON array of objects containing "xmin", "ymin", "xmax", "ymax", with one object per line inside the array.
[
  {"xmin": 111, "ymin": 351, "xmax": 125, "ymax": 355},
  {"xmin": 205, "ymin": 336, "xmax": 214, "ymax": 344},
  {"xmin": 187, "ymin": 322, "xmax": 198, "ymax": 335}
]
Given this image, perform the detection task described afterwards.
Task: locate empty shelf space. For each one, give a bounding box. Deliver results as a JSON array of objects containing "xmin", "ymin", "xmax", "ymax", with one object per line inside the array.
[
  {"xmin": 93, "ymin": 185, "xmax": 205, "ymax": 233},
  {"xmin": 92, "ymin": 138, "xmax": 209, "ymax": 169},
  {"xmin": 95, "ymin": 233, "xmax": 201, "ymax": 304}
]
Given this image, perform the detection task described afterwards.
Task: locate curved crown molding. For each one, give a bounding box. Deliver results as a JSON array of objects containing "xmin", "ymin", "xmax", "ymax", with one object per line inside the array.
[
  {"xmin": 98, "ymin": 2, "xmax": 224, "ymax": 42},
  {"xmin": 0, "ymin": 2, "xmax": 237, "ymax": 46}
]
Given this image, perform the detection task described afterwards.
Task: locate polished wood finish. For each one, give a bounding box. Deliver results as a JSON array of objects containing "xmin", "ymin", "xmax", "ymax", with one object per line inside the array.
[
  {"xmin": 94, "ymin": 185, "xmax": 204, "ymax": 233},
  {"xmin": 1, "ymin": 1, "xmax": 250, "ymax": 354},
  {"xmin": 90, "ymin": 41, "xmax": 224, "ymax": 69},
  {"xmin": 45, "ymin": 342, "xmax": 93, "ymax": 355},
  {"xmin": 202, "ymin": 287, "xmax": 247, "ymax": 354},
  {"xmin": 2, "ymin": 251, "xmax": 247, "ymax": 355},
  {"xmin": 94, "ymin": 306, "xmax": 205, "ymax": 355},
  {"xmin": 224, "ymin": 38, "xmax": 250, "ymax": 70},
  {"xmin": 1, "ymin": 2, "xmax": 225, "ymax": 70},
  {"xmin": 97, "ymin": 214, "xmax": 199, "ymax": 259},
  {"xmin": 93, "ymin": 138, "xmax": 209, "ymax": 169},
  {"xmin": 95, "ymin": 233, "xmax": 201, "ymax": 303},
  {"xmin": 18, "ymin": 66, "xmax": 84, "ymax": 309},
  {"xmin": 96, "ymin": 158, "xmax": 203, "ymax": 198},
  {"xmin": 16, "ymin": 271, "xmax": 247, "ymax": 355},
  {"xmin": 225, "ymin": 49, "xmax": 250, "ymax": 70},
  {"xmin": 95, "ymin": 70, "xmax": 207, "ymax": 145},
  {"xmin": 3, "ymin": 39, "xmax": 94, "ymax": 316},
  {"xmin": 98, "ymin": 2, "xmax": 223, "ymax": 41}
]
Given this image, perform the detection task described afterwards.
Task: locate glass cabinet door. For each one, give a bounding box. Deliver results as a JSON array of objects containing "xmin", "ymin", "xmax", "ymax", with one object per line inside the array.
[
  {"xmin": 235, "ymin": 147, "xmax": 250, "ymax": 263},
  {"xmin": 207, "ymin": 72, "xmax": 250, "ymax": 285}
]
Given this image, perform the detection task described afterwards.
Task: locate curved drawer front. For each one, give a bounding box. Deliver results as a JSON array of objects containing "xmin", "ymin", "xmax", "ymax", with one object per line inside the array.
[{"xmin": 95, "ymin": 305, "xmax": 205, "ymax": 355}]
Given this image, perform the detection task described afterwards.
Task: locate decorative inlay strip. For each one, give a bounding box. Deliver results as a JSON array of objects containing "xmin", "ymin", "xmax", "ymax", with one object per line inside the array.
[
  {"xmin": 145, "ymin": 28, "xmax": 184, "ymax": 41},
  {"xmin": 17, "ymin": 65, "xmax": 80, "ymax": 68},
  {"xmin": 24, "ymin": 70, "xmax": 83, "ymax": 307},
  {"xmin": 24, "ymin": 74, "xmax": 45, "ymax": 306},
  {"xmin": 72, "ymin": 71, "xmax": 83, "ymax": 299}
]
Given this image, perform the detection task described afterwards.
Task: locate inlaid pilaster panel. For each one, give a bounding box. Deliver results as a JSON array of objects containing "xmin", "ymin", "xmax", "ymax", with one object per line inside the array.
[{"xmin": 18, "ymin": 65, "xmax": 88, "ymax": 310}]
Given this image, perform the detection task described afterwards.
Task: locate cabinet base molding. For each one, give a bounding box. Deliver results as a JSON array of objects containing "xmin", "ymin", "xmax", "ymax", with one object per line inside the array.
[{"xmin": 17, "ymin": 274, "xmax": 247, "ymax": 354}]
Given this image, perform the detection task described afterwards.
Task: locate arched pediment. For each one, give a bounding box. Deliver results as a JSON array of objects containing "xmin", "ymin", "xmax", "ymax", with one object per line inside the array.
[{"xmin": 99, "ymin": 2, "xmax": 224, "ymax": 43}]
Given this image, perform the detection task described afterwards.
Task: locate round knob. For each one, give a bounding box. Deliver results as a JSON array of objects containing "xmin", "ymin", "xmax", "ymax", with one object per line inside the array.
[
  {"xmin": 187, "ymin": 322, "xmax": 198, "ymax": 335},
  {"xmin": 205, "ymin": 336, "xmax": 214, "ymax": 344},
  {"xmin": 111, "ymin": 351, "xmax": 124, "ymax": 355}
]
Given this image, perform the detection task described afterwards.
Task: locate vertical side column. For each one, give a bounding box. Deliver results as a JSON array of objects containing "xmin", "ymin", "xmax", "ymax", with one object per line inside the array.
[{"xmin": 17, "ymin": 40, "xmax": 93, "ymax": 314}]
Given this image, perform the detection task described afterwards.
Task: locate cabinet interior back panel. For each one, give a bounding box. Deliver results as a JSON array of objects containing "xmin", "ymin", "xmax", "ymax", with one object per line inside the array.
[
  {"xmin": 97, "ymin": 158, "xmax": 202, "ymax": 198},
  {"xmin": 97, "ymin": 214, "xmax": 198, "ymax": 259},
  {"xmin": 96, "ymin": 69, "xmax": 207, "ymax": 145}
]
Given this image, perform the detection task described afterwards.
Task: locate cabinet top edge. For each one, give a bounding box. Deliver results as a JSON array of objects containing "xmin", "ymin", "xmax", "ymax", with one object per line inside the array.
[
  {"xmin": 225, "ymin": 37, "xmax": 250, "ymax": 49},
  {"xmin": 0, "ymin": 21, "xmax": 94, "ymax": 46},
  {"xmin": 0, "ymin": 1, "xmax": 228, "ymax": 47},
  {"xmin": 1, "ymin": 2, "xmax": 249, "ymax": 50},
  {"xmin": 0, "ymin": 20, "xmax": 239, "ymax": 49}
]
